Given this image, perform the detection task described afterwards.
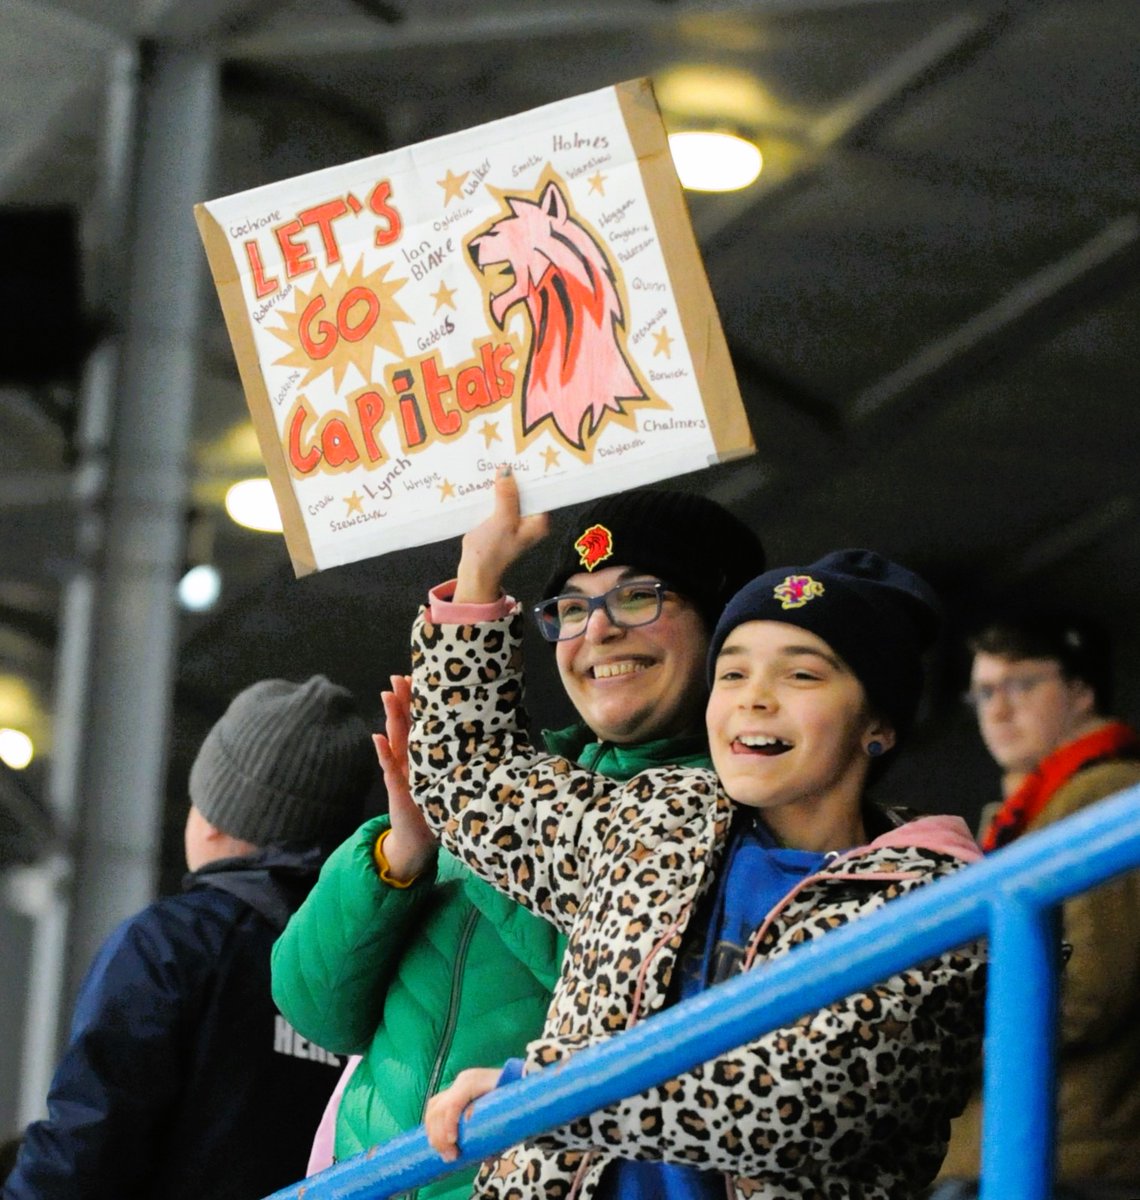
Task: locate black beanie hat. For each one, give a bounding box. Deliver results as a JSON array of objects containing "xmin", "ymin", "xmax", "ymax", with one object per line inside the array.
[
  {"xmin": 189, "ymin": 675, "xmax": 375, "ymax": 846},
  {"xmin": 541, "ymin": 489, "xmax": 766, "ymax": 630},
  {"xmin": 708, "ymin": 549, "xmax": 942, "ymax": 738}
]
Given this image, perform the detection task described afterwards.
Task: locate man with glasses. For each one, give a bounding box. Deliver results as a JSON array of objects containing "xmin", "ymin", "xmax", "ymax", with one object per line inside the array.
[
  {"xmin": 936, "ymin": 611, "xmax": 1140, "ymax": 1199},
  {"xmin": 271, "ymin": 487, "xmax": 765, "ymax": 1197}
]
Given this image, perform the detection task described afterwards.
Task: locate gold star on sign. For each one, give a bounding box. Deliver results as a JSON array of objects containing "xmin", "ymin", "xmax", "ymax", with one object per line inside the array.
[
  {"xmin": 587, "ymin": 170, "xmax": 607, "ymax": 195},
  {"xmin": 437, "ymin": 168, "xmax": 470, "ymax": 205},
  {"xmin": 431, "ymin": 280, "xmax": 457, "ymax": 312},
  {"xmin": 541, "ymin": 446, "xmax": 561, "ymax": 471},
  {"xmin": 480, "ymin": 420, "xmax": 502, "ymax": 448},
  {"xmin": 652, "ymin": 326, "xmax": 674, "ymax": 359},
  {"xmin": 439, "ymin": 479, "xmax": 456, "ymax": 501},
  {"xmin": 344, "ymin": 490, "xmax": 364, "ymax": 515}
]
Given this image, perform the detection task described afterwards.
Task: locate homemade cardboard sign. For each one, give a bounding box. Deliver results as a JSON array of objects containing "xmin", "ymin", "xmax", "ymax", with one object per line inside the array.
[{"xmin": 195, "ymin": 78, "xmax": 754, "ymax": 575}]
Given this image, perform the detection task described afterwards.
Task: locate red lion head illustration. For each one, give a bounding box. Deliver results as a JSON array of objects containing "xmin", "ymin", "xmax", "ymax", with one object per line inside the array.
[
  {"xmin": 573, "ymin": 523, "xmax": 614, "ymax": 572},
  {"xmin": 468, "ymin": 178, "xmax": 649, "ymax": 451}
]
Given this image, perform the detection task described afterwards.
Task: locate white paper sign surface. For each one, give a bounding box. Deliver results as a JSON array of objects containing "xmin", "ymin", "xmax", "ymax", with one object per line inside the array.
[{"xmin": 196, "ymin": 79, "xmax": 753, "ymax": 574}]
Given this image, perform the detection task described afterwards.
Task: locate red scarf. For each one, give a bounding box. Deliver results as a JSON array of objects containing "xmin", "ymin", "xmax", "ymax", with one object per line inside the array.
[{"xmin": 981, "ymin": 721, "xmax": 1140, "ymax": 853}]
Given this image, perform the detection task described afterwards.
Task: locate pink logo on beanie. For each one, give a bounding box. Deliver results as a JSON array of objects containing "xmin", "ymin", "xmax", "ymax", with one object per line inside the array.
[{"xmin": 774, "ymin": 574, "xmax": 825, "ymax": 610}]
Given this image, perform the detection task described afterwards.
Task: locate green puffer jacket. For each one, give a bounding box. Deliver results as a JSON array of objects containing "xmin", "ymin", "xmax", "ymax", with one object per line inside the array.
[{"xmin": 270, "ymin": 726, "xmax": 711, "ymax": 1200}]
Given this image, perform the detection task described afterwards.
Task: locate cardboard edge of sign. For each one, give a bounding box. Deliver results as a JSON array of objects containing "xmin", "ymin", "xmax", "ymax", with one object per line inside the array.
[
  {"xmin": 192, "ymin": 201, "xmax": 320, "ymax": 576},
  {"xmin": 614, "ymin": 77, "xmax": 756, "ymax": 471},
  {"xmin": 194, "ymin": 77, "xmax": 757, "ymax": 578}
]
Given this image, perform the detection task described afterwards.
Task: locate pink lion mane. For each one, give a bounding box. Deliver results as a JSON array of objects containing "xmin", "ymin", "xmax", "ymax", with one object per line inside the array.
[{"xmin": 468, "ymin": 180, "xmax": 647, "ymax": 450}]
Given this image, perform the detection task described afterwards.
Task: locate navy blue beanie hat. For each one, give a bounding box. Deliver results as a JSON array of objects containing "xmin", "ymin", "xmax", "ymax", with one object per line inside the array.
[
  {"xmin": 541, "ymin": 489, "xmax": 766, "ymax": 631},
  {"xmin": 707, "ymin": 549, "xmax": 943, "ymax": 738}
]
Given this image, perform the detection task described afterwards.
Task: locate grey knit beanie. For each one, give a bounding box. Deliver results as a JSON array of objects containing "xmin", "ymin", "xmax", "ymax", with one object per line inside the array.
[{"xmin": 188, "ymin": 675, "xmax": 375, "ymax": 846}]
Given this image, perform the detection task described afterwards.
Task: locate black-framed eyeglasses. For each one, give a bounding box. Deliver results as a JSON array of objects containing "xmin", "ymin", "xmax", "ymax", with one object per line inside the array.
[{"xmin": 532, "ymin": 580, "xmax": 671, "ymax": 642}]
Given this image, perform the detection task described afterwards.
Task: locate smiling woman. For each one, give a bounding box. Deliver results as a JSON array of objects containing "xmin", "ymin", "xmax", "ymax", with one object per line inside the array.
[{"xmin": 268, "ymin": 476, "xmax": 766, "ymax": 1196}]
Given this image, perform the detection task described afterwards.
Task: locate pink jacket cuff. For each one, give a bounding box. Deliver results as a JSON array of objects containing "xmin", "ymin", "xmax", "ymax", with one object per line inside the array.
[{"xmin": 429, "ymin": 579, "xmax": 518, "ymax": 623}]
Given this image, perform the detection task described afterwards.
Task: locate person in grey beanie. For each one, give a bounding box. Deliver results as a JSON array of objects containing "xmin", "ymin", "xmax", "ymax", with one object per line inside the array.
[{"xmin": 4, "ymin": 675, "xmax": 377, "ymax": 1200}]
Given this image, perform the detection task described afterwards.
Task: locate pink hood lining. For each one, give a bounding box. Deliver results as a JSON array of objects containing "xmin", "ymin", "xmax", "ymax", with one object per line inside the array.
[
  {"xmin": 741, "ymin": 813, "xmax": 981, "ymax": 972},
  {"xmin": 864, "ymin": 813, "xmax": 982, "ymax": 864}
]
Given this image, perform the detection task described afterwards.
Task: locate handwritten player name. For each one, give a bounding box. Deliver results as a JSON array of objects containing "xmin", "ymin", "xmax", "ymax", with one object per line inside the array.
[
  {"xmin": 273, "ymin": 369, "xmax": 303, "ymax": 406},
  {"xmin": 464, "ymin": 159, "xmax": 492, "ymax": 197},
  {"xmin": 567, "ymin": 154, "xmax": 612, "ymax": 179},
  {"xmin": 417, "ymin": 316, "xmax": 456, "ymax": 353},
  {"xmin": 402, "ymin": 472, "xmax": 440, "ymax": 492},
  {"xmin": 401, "ymin": 236, "xmax": 454, "ymax": 281},
  {"xmin": 642, "ymin": 416, "xmax": 707, "ymax": 432},
  {"xmin": 230, "ymin": 211, "xmax": 282, "ymax": 237},
  {"xmin": 553, "ymin": 131, "xmax": 610, "ymax": 152},
  {"xmin": 433, "ymin": 206, "xmax": 471, "ymax": 233},
  {"xmin": 598, "ymin": 199, "xmax": 635, "ymax": 228},
  {"xmin": 361, "ymin": 456, "xmax": 412, "ymax": 501},
  {"xmin": 610, "ymin": 224, "xmax": 649, "ymax": 242},
  {"xmin": 618, "ymin": 237, "xmax": 654, "ymax": 262},
  {"xmin": 597, "ymin": 438, "xmax": 645, "ymax": 457},
  {"xmin": 631, "ymin": 308, "xmax": 667, "ymax": 345},
  {"xmin": 476, "ymin": 458, "xmax": 530, "ymax": 473},
  {"xmin": 253, "ymin": 282, "xmax": 294, "ymax": 325},
  {"xmin": 512, "ymin": 154, "xmax": 543, "ymax": 178}
]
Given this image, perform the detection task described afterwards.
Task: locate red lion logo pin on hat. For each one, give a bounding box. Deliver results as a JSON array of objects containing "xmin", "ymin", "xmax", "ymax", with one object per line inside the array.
[{"xmin": 574, "ymin": 524, "xmax": 614, "ymax": 572}]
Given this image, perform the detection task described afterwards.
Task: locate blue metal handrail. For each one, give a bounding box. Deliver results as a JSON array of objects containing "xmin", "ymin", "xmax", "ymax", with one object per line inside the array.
[{"xmin": 265, "ymin": 782, "xmax": 1140, "ymax": 1200}]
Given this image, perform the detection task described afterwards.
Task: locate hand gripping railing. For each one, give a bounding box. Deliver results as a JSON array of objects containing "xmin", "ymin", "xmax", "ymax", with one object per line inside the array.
[{"xmin": 264, "ymin": 782, "xmax": 1140, "ymax": 1200}]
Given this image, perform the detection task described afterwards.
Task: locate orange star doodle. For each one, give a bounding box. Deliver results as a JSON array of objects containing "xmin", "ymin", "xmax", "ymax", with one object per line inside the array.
[
  {"xmin": 431, "ymin": 280, "xmax": 457, "ymax": 311},
  {"xmin": 438, "ymin": 479, "xmax": 456, "ymax": 501},
  {"xmin": 437, "ymin": 168, "xmax": 469, "ymax": 205},
  {"xmin": 587, "ymin": 170, "xmax": 607, "ymax": 195},
  {"xmin": 344, "ymin": 490, "xmax": 364, "ymax": 515},
  {"xmin": 541, "ymin": 445, "xmax": 561, "ymax": 471},
  {"xmin": 480, "ymin": 420, "xmax": 502, "ymax": 449},
  {"xmin": 652, "ymin": 326, "xmax": 674, "ymax": 359}
]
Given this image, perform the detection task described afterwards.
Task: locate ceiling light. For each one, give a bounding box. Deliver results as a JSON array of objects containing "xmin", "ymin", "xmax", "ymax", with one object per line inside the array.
[
  {"xmin": 656, "ymin": 66, "xmax": 775, "ymax": 127},
  {"xmin": 225, "ymin": 478, "xmax": 284, "ymax": 533},
  {"xmin": 0, "ymin": 728, "xmax": 34, "ymax": 770},
  {"xmin": 668, "ymin": 130, "xmax": 762, "ymax": 192},
  {"xmin": 178, "ymin": 564, "xmax": 223, "ymax": 612}
]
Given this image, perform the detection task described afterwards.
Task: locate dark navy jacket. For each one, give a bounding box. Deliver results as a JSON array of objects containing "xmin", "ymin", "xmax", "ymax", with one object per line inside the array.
[{"xmin": 4, "ymin": 846, "xmax": 344, "ymax": 1200}]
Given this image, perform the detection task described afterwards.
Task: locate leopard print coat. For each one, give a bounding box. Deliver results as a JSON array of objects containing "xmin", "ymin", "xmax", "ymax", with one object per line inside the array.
[{"xmin": 407, "ymin": 609, "xmax": 986, "ymax": 1200}]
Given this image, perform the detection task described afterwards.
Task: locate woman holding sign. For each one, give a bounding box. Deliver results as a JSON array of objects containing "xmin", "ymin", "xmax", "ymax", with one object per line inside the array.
[{"xmin": 270, "ymin": 483, "xmax": 766, "ymax": 1198}]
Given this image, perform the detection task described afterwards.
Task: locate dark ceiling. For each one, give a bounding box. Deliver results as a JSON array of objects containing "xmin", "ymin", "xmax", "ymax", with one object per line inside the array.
[{"xmin": 2, "ymin": 0, "xmax": 1139, "ymax": 885}]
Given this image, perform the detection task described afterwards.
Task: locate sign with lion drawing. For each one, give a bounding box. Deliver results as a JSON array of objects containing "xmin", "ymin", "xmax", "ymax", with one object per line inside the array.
[{"xmin": 196, "ymin": 78, "xmax": 754, "ymax": 575}]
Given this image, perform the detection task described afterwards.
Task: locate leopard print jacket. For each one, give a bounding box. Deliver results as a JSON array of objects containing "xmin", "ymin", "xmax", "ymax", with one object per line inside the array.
[{"xmin": 407, "ymin": 610, "xmax": 986, "ymax": 1200}]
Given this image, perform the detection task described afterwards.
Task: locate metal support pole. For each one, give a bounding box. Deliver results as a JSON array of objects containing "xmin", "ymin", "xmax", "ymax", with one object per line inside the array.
[
  {"xmin": 979, "ymin": 896, "xmax": 1059, "ymax": 1200},
  {"xmin": 16, "ymin": 42, "xmax": 139, "ymax": 1128},
  {"xmin": 63, "ymin": 38, "xmax": 219, "ymax": 1017},
  {"xmin": 17, "ymin": 42, "xmax": 219, "ymax": 1124}
]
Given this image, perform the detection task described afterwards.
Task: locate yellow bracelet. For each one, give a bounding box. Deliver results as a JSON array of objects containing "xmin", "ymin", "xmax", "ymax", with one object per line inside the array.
[{"xmin": 373, "ymin": 828, "xmax": 418, "ymax": 889}]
